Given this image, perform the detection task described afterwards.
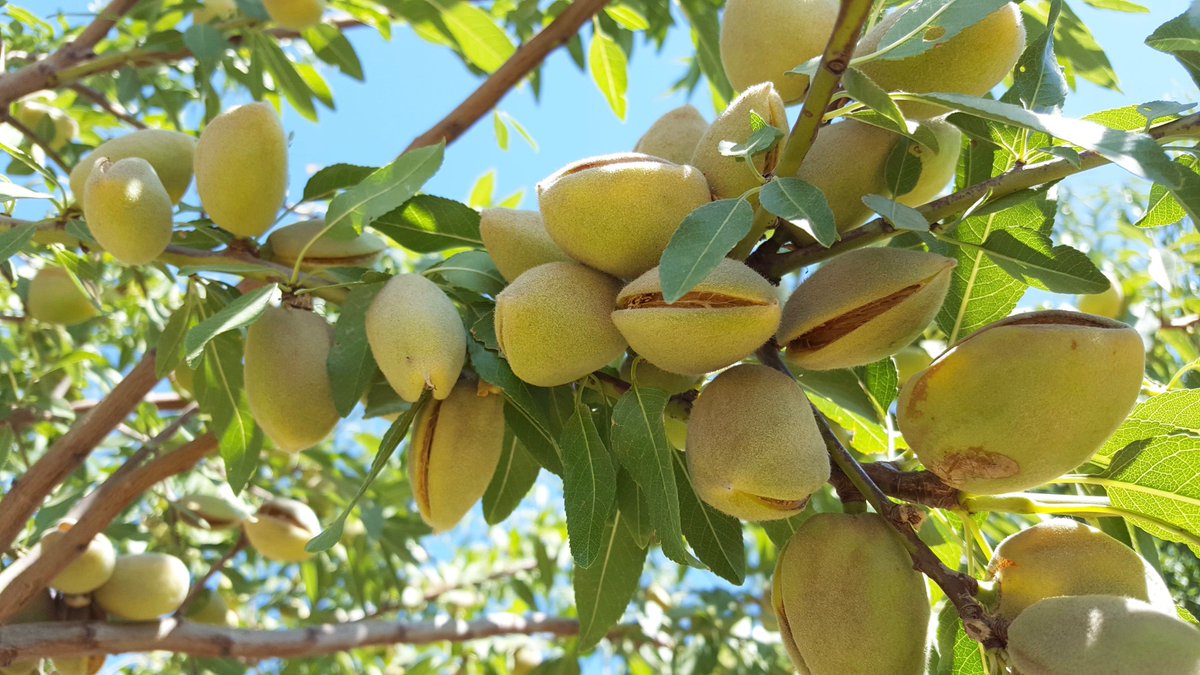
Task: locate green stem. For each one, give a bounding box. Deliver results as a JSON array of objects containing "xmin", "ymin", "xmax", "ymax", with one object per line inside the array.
[
  {"xmin": 1052, "ymin": 476, "xmax": 1200, "ymax": 508},
  {"xmin": 964, "ymin": 494, "xmax": 1200, "ymax": 549}
]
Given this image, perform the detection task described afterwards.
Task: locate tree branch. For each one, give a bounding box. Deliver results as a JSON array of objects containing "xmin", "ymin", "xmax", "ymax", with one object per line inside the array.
[
  {"xmin": 0, "ymin": 352, "xmax": 161, "ymax": 557},
  {"xmin": 175, "ymin": 533, "xmax": 248, "ymax": 617},
  {"xmin": 68, "ymin": 83, "xmax": 146, "ymax": 128},
  {"xmin": 404, "ymin": 0, "xmax": 613, "ymax": 151},
  {"xmin": 0, "ymin": 434, "xmax": 218, "ymax": 623},
  {"xmin": 0, "ymin": 112, "xmax": 71, "ymax": 174}
]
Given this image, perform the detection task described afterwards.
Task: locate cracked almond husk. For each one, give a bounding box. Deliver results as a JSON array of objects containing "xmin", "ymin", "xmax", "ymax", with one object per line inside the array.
[{"xmin": 244, "ymin": 497, "xmax": 322, "ymax": 563}]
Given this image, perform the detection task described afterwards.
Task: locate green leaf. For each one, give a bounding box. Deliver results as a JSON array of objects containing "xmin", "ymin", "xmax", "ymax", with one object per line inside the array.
[
  {"xmin": 184, "ymin": 283, "xmax": 280, "ymax": 368},
  {"xmin": 719, "ymin": 118, "xmax": 784, "ymax": 161},
  {"xmin": 423, "ymin": 250, "xmax": 505, "ymax": 297},
  {"xmin": 192, "ymin": 312, "xmax": 261, "ymax": 495},
  {"xmin": 604, "ymin": 4, "xmax": 649, "ymax": 31},
  {"xmin": 857, "ymin": 358, "xmax": 899, "ymax": 414},
  {"xmin": 572, "ymin": 513, "xmax": 649, "ymax": 651},
  {"xmin": 862, "ymin": 195, "xmax": 928, "ymax": 231},
  {"xmin": 302, "ymin": 163, "xmax": 377, "ymax": 202},
  {"xmin": 325, "ymin": 143, "xmax": 445, "ymax": 239},
  {"xmin": 371, "ymin": 194, "xmax": 482, "ymax": 252},
  {"xmin": 675, "ymin": 0, "xmax": 733, "ymax": 104},
  {"xmin": 1099, "ymin": 390, "xmax": 1200, "ymax": 459},
  {"xmin": 1146, "ymin": 6, "xmax": 1200, "ymax": 89},
  {"xmin": 483, "ymin": 430, "xmax": 540, "ymax": 525},
  {"xmin": 432, "ymin": 0, "xmax": 516, "ymax": 74},
  {"xmin": 842, "ymin": 68, "xmax": 907, "ymax": 130},
  {"xmin": 884, "ymin": 137, "xmax": 922, "ymax": 198},
  {"xmin": 327, "ymin": 283, "xmax": 382, "ymax": 416},
  {"xmin": 249, "ymin": 33, "xmax": 317, "ymax": 121},
  {"xmin": 934, "ymin": 601, "xmax": 989, "ymax": 675},
  {"xmin": 611, "ymin": 387, "xmax": 702, "ymax": 568},
  {"xmin": 1103, "ymin": 435, "xmax": 1200, "ymax": 555},
  {"xmin": 865, "ymin": 0, "xmax": 1012, "ymax": 61},
  {"xmin": 468, "ymin": 338, "xmax": 563, "ymax": 475},
  {"xmin": 672, "ymin": 450, "xmax": 745, "ymax": 584},
  {"xmin": 589, "ymin": 30, "xmax": 628, "ymax": 120},
  {"xmin": 0, "ymin": 183, "xmax": 52, "ymax": 200},
  {"xmin": 561, "ymin": 403, "xmax": 618, "ymax": 568},
  {"xmin": 304, "ymin": 23, "xmax": 364, "ymax": 80},
  {"xmin": 615, "ymin": 470, "xmax": 652, "ymax": 548},
  {"xmin": 0, "ymin": 222, "xmax": 38, "ymax": 262},
  {"xmin": 155, "ymin": 291, "xmax": 196, "ymax": 378},
  {"xmin": 183, "ymin": 24, "xmax": 228, "ymax": 71},
  {"xmin": 969, "ymin": 227, "xmax": 1108, "ymax": 294},
  {"xmin": 1001, "ymin": 0, "xmax": 1067, "ymax": 113},
  {"xmin": 760, "ymin": 178, "xmax": 839, "ymax": 248},
  {"xmin": 658, "ymin": 197, "xmax": 755, "ymax": 303},
  {"xmin": 1083, "ymin": 0, "xmax": 1148, "ymax": 11}
]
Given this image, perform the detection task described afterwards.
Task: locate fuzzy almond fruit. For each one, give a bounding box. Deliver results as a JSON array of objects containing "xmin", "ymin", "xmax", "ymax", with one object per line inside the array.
[
  {"xmin": 244, "ymin": 305, "xmax": 340, "ymax": 452},
  {"xmin": 244, "ymin": 497, "xmax": 321, "ymax": 563},
  {"xmin": 1007, "ymin": 595, "xmax": 1200, "ymax": 675},
  {"xmin": 537, "ymin": 153, "xmax": 712, "ymax": 279},
  {"xmin": 898, "ymin": 311, "xmax": 1144, "ymax": 495},
  {"xmin": 194, "ymin": 102, "xmax": 288, "ymax": 238},
  {"xmin": 70, "ymin": 129, "xmax": 196, "ymax": 204},
  {"xmin": 175, "ymin": 493, "xmax": 248, "ymax": 530},
  {"xmin": 83, "ymin": 157, "xmax": 174, "ymax": 265},
  {"xmin": 409, "ymin": 377, "xmax": 505, "ymax": 532},
  {"xmin": 479, "ymin": 209, "xmax": 572, "ymax": 283},
  {"xmin": 634, "ymin": 105, "xmax": 710, "ymax": 165},
  {"xmin": 691, "ymin": 83, "xmax": 789, "ymax": 200},
  {"xmin": 94, "ymin": 553, "xmax": 190, "ymax": 621},
  {"xmin": 719, "ymin": 0, "xmax": 839, "ymax": 102},
  {"xmin": 193, "ymin": 0, "xmax": 237, "ymax": 23},
  {"xmin": 265, "ymin": 219, "xmax": 387, "ymax": 269},
  {"xmin": 41, "ymin": 522, "xmax": 115, "ymax": 595},
  {"xmin": 12, "ymin": 98, "xmax": 77, "ymax": 150},
  {"xmin": 773, "ymin": 513, "xmax": 930, "ymax": 675},
  {"xmin": 686, "ymin": 365, "xmax": 829, "ymax": 521},
  {"xmin": 1078, "ymin": 275, "xmax": 1124, "ymax": 319},
  {"xmin": 857, "ymin": 3, "xmax": 1026, "ymax": 120},
  {"xmin": 778, "ymin": 248, "xmax": 956, "ymax": 371},
  {"xmin": 262, "ymin": 0, "xmax": 325, "ymax": 30},
  {"xmin": 186, "ymin": 588, "xmax": 238, "ymax": 626},
  {"xmin": 988, "ymin": 519, "xmax": 1176, "ymax": 621},
  {"xmin": 26, "ymin": 267, "xmax": 97, "ymax": 326},
  {"xmin": 795, "ymin": 118, "xmax": 961, "ymax": 232},
  {"xmin": 366, "ymin": 274, "xmax": 466, "ymax": 402},
  {"xmin": 494, "ymin": 262, "xmax": 627, "ymax": 387},
  {"xmin": 612, "ymin": 258, "xmax": 781, "ymax": 375}
]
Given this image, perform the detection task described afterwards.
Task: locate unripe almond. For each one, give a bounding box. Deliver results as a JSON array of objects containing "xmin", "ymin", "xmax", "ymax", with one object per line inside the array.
[
  {"xmin": 898, "ymin": 311, "xmax": 1145, "ymax": 494},
  {"xmin": 262, "ymin": 0, "xmax": 325, "ymax": 30},
  {"xmin": 409, "ymin": 377, "xmax": 505, "ymax": 533},
  {"xmin": 186, "ymin": 588, "xmax": 238, "ymax": 626},
  {"xmin": 479, "ymin": 209, "xmax": 571, "ymax": 283},
  {"xmin": 894, "ymin": 344, "xmax": 934, "ymax": 385},
  {"xmin": 634, "ymin": 105, "xmax": 710, "ymax": 165},
  {"xmin": 857, "ymin": 3, "xmax": 1026, "ymax": 120},
  {"xmin": 365, "ymin": 274, "xmax": 466, "ymax": 402},
  {"xmin": 174, "ymin": 493, "xmax": 248, "ymax": 530},
  {"xmin": 48, "ymin": 656, "xmax": 106, "ymax": 675},
  {"xmin": 795, "ymin": 119, "xmax": 961, "ymax": 232},
  {"xmin": 612, "ymin": 258, "xmax": 781, "ymax": 375},
  {"xmin": 70, "ymin": 129, "xmax": 196, "ymax": 204},
  {"xmin": 12, "ymin": 98, "xmax": 77, "ymax": 150},
  {"xmin": 777, "ymin": 248, "xmax": 956, "ymax": 371},
  {"xmin": 93, "ymin": 553, "xmax": 190, "ymax": 621},
  {"xmin": 691, "ymin": 83, "xmax": 788, "ymax": 200},
  {"xmin": 194, "ymin": 102, "xmax": 288, "ymax": 238},
  {"xmin": 244, "ymin": 305, "xmax": 340, "ymax": 452},
  {"xmin": 772, "ymin": 513, "xmax": 930, "ymax": 674},
  {"xmin": 719, "ymin": 0, "xmax": 839, "ymax": 102},
  {"xmin": 244, "ymin": 497, "xmax": 321, "ymax": 563},
  {"xmin": 686, "ymin": 364, "xmax": 829, "ymax": 521},
  {"xmin": 1007, "ymin": 595, "xmax": 1200, "ymax": 675},
  {"xmin": 41, "ymin": 522, "xmax": 115, "ymax": 595},
  {"xmin": 265, "ymin": 219, "xmax": 387, "ymax": 269},
  {"xmin": 988, "ymin": 519, "xmax": 1176, "ymax": 621},
  {"xmin": 26, "ymin": 267, "xmax": 97, "ymax": 326},
  {"xmin": 0, "ymin": 582, "xmax": 52, "ymax": 675},
  {"xmin": 1078, "ymin": 276, "xmax": 1124, "ymax": 319},
  {"xmin": 193, "ymin": 0, "xmax": 237, "ymax": 23},
  {"xmin": 494, "ymin": 262, "xmax": 627, "ymax": 387},
  {"xmin": 83, "ymin": 157, "xmax": 174, "ymax": 265},
  {"xmin": 537, "ymin": 153, "xmax": 712, "ymax": 279}
]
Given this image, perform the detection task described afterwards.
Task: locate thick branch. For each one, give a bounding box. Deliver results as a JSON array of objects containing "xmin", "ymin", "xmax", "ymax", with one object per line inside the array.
[
  {"xmin": 0, "ymin": 434, "xmax": 218, "ymax": 623},
  {"xmin": 829, "ymin": 461, "xmax": 963, "ymax": 510},
  {"xmin": 0, "ymin": 352, "xmax": 161, "ymax": 557},
  {"xmin": 405, "ymin": 0, "xmax": 613, "ymax": 151}
]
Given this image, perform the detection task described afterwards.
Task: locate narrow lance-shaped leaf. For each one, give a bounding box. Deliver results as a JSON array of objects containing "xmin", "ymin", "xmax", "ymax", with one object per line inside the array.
[
  {"xmin": 561, "ymin": 403, "xmax": 618, "ymax": 568},
  {"xmin": 327, "ymin": 283, "xmax": 382, "ymax": 416},
  {"xmin": 589, "ymin": 29, "xmax": 628, "ymax": 120},
  {"xmin": 572, "ymin": 512, "xmax": 649, "ymax": 651},
  {"xmin": 760, "ymin": 178, "xmax": 839, "ymax": 248},
  {"xmin": 483, "ymin": 430, "xmax": 540, "ymax": 525},
  {"xmin": 659, "ymin": 197, "xmax": 755, "ymax": 303},
  {"xmin": 671, "ymin": 450, "xmax": 745, "ymax": 585},
  {"xmin": 324, "ymin": 142, "xmax": 445, "ymax": 239},
  {"xmin": 184, "ymin": 283, "xmax": 280, "ymax": 368}
]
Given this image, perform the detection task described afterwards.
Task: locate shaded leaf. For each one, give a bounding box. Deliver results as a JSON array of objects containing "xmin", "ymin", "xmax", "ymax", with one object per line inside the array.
[
  {"xmin": 561, "ymin": 404, "xmax": 618, "ymax": 568},
  {"xmin": 760, "ymin": 178, "xmax": 839, "ymax": 247},
  {"xmin": 573, "ymin": 514, "xmax": 648, "ymax": 650},
  {"xmin": 659, "ymin": 197, "xmax": 755, "ymax": 303},
  {"xmin": 325, "ymin": 143, "xmax": 445, "ymax": 239}
]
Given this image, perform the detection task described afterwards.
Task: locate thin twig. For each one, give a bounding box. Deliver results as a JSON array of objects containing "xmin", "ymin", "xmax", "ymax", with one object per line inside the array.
[
  {"xmin": 68, "ymin": 83, "xmax": 146, "ymax": 128},
  {"xmin": 1, "ymin": 112, "xmax": 71, "ymax": 174},
  {"xmin": 175, "ymin": 533, "xmax": 248, "ymax": 617}
]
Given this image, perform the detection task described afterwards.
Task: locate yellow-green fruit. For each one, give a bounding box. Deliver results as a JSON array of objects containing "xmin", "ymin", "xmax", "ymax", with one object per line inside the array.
[
  {"xmin": 94, "ymin": 553, "xmax": 190, "ymax": 621},
  {"xmin": 495, "ymin": 262, "xmax": 627, "ymax": 387},
  {"xmin": 691, "ymin": 83, "xmax": 788, "ymax": 200},
  {"xmin": 1007, "ymin": 595, "xmax": 1200, "ymax": 675},
  {"xmin": 894, "ymin": 345, "xmax": 933, "ymax": 385},
  {"xmin": 265, "ymin": 219, "xmax": 387, "ymax": 268},
  {"xmin": 41, "ymin": 525, "xmax": 115, "ymax": 595},
  {"xmin": 537, "ymin": 153, "xmax": 712, "ymax": 279},
  {"xmin": 83, "ymin": 157, "xmax": 174, "ymax": 265},
  {"xmin": 172, "ymin": 365, "xmax": 197, "ymax": 398},
  {"xmin": 778, "ymin": 248, "xmax": 956, "ymax": 371},
  {"xmin": 244, "ymin": 497, "xmax": 321, "ymax": 563},
  {"xmin": 613, "ymin": 258, "xmax": 781, "ymax": 375},
  {"xmin": 620, "ymin": 357, "xmax": 701, "ymax": 395},
  {"xmin": 0, "ymin": 584, "xmax": 52, "ymax": 675},
  {"xmin": 858, "ymin": 3, "xmax": 1026, "ymax": 120},
  {"xmin": 479, "ymin": 208, "xmax": 572, "ymax": 283},
  {"xmin": 1078, "ymin": 277, "xmax": 1124, "ymax": 319},
  {"xmin": 686, "ymin": 364, "xmax": 829, "ymax": 521},
  {"xmin": 244, "ymin": 305, "xmax": 340, "ymax": 452},
  {"xmin": 262, "ymin": 0, "xmax": 326, "ymax": 30},
  {"xmin": 410, "ymin": 378, "xmax": 505, "ymax": 532},
  {"xmin": 50, "ymin": 656, "xmax": 106, "ymax": 675},
  {"xmin": 898, "ymin": 311, "xmax": 1144, "ymax": 495},
  {"xmin": 186, "ymin": 588, "xmax": 238, "ymax": 626},
  {"xmin": 719, "ymin": 0, "xmax": 839, "ymax": 102},
  {"xmin": 31, "ymin": 228, "xmax": 80, "ymax": 247},
  {"xmin": 795, "ymin": 119, "xmax": 962, "ymax": 232},
  {"xmin": 26, "ymin": 267, "xmax": 97, "ymax": 326},
  {"xmin": 193, "ymin": 0, "xmax": 237, "ymax": 23},
  {"xmin": 365, "ymin": 274, "xmax": 466, "ymax": 402},
  {"xmin": 174, "ymin": 493, "xmax": 247, "ymax": 529},
  {"xmin": 12, "ymin": 99, "xmax": 77, "ymax": 150},
  {"xmin": 772, "ymin": 513, "xmax": 930, "ymax": 675},
  {"xmin": 194, "ymin": 102, "xmax": 288, "ymax": 238},
  {"xmin": 70, "ymin": 129, "xmax": 196, "ymax": 204},
  {"xmin": 634, "ymin": 105, "xmax": 710, "ymax": 165},
  {"xmin": 988, "ymin": 519, "xmax": 1176, "ymax": 621}
]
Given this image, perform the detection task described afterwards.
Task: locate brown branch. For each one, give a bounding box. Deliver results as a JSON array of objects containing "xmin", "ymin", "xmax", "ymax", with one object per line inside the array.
[
  {"xmin": 404, "ymin": 0, "xmax": 613, "ymax": 151},
  {"xmin": 827, "ymin": 461, "xmax": 963, "ymax": 511},
  {"xmin": 0, "ymin": 351, "xmax": 161, "ymax": 557},
  {"xmin": 0, "ymin": 433, "xmax": 218, "ymax": 623},
  {"xmin": 71, "ymin": 392, "xmax": 189, "ymax": 415},
  {"xmin": 68, "ymin": 83, "xmax": 146, "ymax": 128},
  {"xmin": 175, "ymin": 533, "xmax": 248, "ymax": 617}
]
